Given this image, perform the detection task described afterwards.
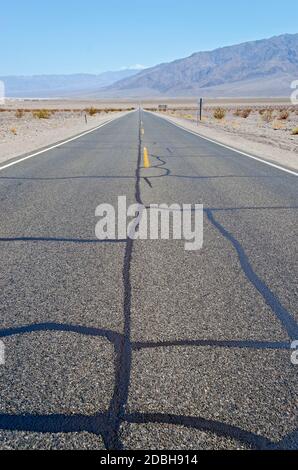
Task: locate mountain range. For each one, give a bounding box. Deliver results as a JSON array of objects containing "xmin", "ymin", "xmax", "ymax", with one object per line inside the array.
[
  {"xmin": 0, "ymin": 69, "xmax": 141, "ymax": 98},
  {"xmin": 2, "ymin": 34, "xmax": 298, "ymax": 98},
  {"xmin": 104, "ymin": 33, "xmax": 298, "ymax": 97}
]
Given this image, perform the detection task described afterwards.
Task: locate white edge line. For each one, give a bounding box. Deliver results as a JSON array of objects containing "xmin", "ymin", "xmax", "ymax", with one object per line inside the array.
[
  {"xmin": 0, "ymin": 112, "xmax": 131, "ymax": 172},
  {"xmin": 149, "ymin": 111, "xmax": 298, "ymax": 177}
]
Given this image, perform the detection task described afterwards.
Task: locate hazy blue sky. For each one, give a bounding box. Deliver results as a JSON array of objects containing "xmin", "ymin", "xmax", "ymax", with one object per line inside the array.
[{"xmin": 1, "ymin": 0, "xmax": 298, "ymax": 75}]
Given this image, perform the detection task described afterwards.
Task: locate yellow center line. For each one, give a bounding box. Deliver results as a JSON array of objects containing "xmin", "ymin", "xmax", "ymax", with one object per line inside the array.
[{"xmin": 143, "ymin": 147, "xmax": 150, "ymax": 168}]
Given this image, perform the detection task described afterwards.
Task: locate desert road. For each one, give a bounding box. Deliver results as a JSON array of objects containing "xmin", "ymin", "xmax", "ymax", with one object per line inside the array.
[{"xmin": 0, "ymin": 110, "xmax": 297, "ymax": 450}]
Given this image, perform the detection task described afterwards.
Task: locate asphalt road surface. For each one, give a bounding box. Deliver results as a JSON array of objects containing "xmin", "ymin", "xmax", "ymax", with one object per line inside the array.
[{"xmin": 0, "ymin": 110, "xmax": 297, "ymax": 450}]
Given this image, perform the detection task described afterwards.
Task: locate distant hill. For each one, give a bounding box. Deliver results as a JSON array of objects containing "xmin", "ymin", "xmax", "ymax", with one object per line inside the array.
[
  {"xmin": 0, "ymin": 69, "xmax": 141, "ymax": 98},
  {"xmin": 103, "ymin": 34, "xmax": 298, "ymax": 97}
]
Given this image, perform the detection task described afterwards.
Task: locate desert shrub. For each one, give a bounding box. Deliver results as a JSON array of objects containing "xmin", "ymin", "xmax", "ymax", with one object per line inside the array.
[
  {"xmin": 278, "ymin": 109, "xmax": 289, "ymax": 120},
  {"xmin": 262, "ymin": 109, "xmax": 273, "ymax": 123},
  {"xmin": 85, "ymin": 106, "xmax": 98, "ymax": 116},
  {"xmin": 292, "ymin": 127, "xmax": 298, "ymax": 135},
  {"xmin": 10, "ymin": 128, "xmax": 17, "ymax": 135},
  {"xmin": 241, "ymin": 108, "xmax": 252, "ymax": 118},
  {"xmin": 32, "ymin": 109, "xmax": 51, "ymax": 119},
  {"xmin": 103, "ymin": 108, "xmax": 127, "ymax": 113},
  {"xmin": 15, "ymin": 109, "xmax": 25, "ymax": 118},
  {"xmin": 213, "ymin": 107, "xmax": 226, "ymax": 120}
]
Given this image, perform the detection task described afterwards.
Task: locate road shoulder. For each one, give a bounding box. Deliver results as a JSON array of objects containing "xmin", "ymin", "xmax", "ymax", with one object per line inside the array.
[
  {"xmin": 0, "ymin": 111, "xmax": 130, "ymax": 167},
  {"xmin": 153, "ymin": 112, "xmax": 298, "ymax": 173}
]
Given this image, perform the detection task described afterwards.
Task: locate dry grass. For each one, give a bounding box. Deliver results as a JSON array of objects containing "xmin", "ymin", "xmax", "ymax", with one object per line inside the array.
[
  {"xmin": 105, "ymin": 107, "xmax": 134, "ymax": 112},
  {"xmin": 84, "ymin": 106, "xmax": 131, "ymax": 115},
  {"xmin": 240, "ymin": 108, "xmax": 252, "ymax": 118},
  {"xmin": 32, "ymin": 109, "xmax": 51, "ymax": 119},
  {"xmin": 233, "ymin": 108, "xmax": 252, "ymax": 118},
  {"xmin": 213, "ymin": 107, "xmax": 226, "ymax": 120},
  {"xmin": 278, "ymin": 109, "xmax": 290, "ymax": 120},
  {"xmin": 15, "ymin": 109, "xmax": 25, "ymax": 119},
  {"xmin": 85, "ymin": 106, "xmax": 99, "ymax": 116},
  {"xmin": 261, "ymin": 110, "xmax": 274, "ymax": 123}
]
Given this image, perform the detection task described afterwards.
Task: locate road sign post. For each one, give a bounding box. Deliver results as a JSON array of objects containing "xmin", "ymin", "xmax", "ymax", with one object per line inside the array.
[{"xmin": 197, "ymin": 98, "xmax": 203, "ymax": 125}]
